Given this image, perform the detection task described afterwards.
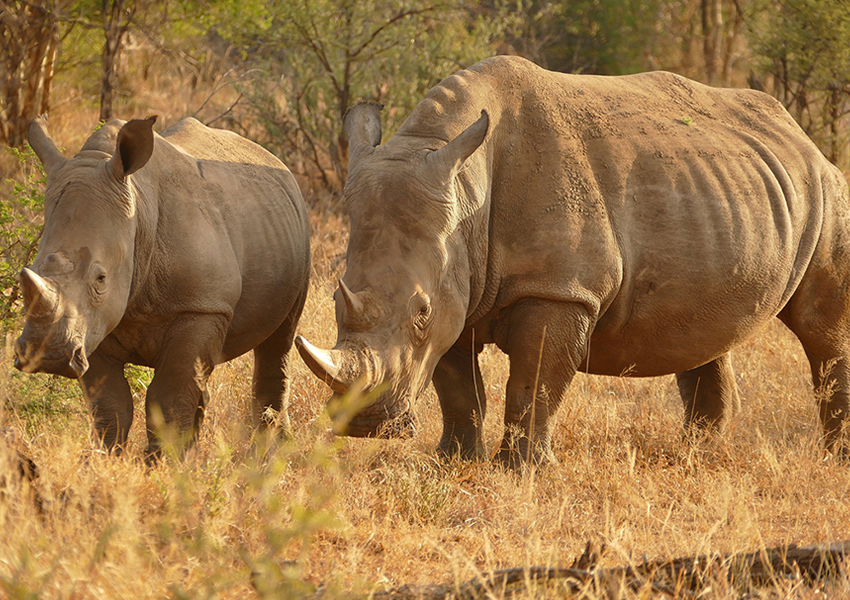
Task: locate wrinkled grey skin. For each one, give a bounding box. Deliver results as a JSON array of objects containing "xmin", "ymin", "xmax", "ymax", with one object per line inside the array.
[
  {"xmin": 297, "ymin": 55, "xmax": 850, "ymax": 466},
  {"xmin": 15, "ymin": 116, "xmax": 310, "ymax": 456}
]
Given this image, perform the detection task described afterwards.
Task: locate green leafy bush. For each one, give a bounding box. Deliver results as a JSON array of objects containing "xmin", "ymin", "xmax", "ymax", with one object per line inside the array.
[{"xmin": 1, "ymin": 145, "xmax": 45, "ymax": 332}]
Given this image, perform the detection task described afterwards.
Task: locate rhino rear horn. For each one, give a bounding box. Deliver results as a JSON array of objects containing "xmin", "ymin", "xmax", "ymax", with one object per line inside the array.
[
  {"xmin": 338, "ymin": 279, "xmax": 365, "ymax": 322},
  {"xmin": 28, "ymin": 116, "xmax": 66, "ymax": 175},
  {"xmin": 343, "ymin": 102, "xmax": 383, "ymax": 168},
  {"xmin": 110, "ymin": 115, "xmax": 158, "ymax": 180},
  {"xmin": 20, "ymin": 268, "xmax": 59, "ymax": 318},
  {"xmin": 428, "ymin": 109, "xmax": 489, "ymax": 178}
]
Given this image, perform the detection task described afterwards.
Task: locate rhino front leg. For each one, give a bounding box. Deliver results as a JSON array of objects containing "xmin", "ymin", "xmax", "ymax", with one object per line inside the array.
[
  {"xmin": 676, "ymin": 352, "xmax": 740, "ymax": 431},
  {"xmin": 145, "ymin": 314, "xmax": 228, "ymax": 458},
  {"xmin": 431, "ymin": 338, "xmax": 487, "ymax": 460},
  {"xmin": 495, "ymin": 300, "xmax": 593, "ymax": 467},
  {"xmin": 80, "ymin": 349, "xmax": 133, "ymax": 452}
]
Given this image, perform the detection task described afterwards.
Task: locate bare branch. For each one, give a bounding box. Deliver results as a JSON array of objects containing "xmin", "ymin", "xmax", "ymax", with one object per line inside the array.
[
  {"xmin": 288, "ymin": 11, "xmax": 341, "ymax": 95},
  {"xmin": 348, "ymin": 6, "xmax": 438, "ymax": 59},
  {"xmin": 202, "ymin": 93, "xmax": 243, "ymax": 127}
]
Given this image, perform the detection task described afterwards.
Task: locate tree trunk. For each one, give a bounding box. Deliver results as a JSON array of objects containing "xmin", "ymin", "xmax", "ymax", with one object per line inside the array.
[
  {"xmin": 701, "ymin": 0, "xmax": 723, "ymax": 85},
  {"xmin": 828, "ymin": 83, "xmax": 842, "ymax": 166},
  {"xmin": 720, "ymin": 0, "xmax": 742, "ymax": 85},
  {"xmin": 0, "ymin": 0, "xmax": 60, "ymax": 147},
  {"xmin": 100, "ymin": 0, "xmax": 128, "ymax": 122}
]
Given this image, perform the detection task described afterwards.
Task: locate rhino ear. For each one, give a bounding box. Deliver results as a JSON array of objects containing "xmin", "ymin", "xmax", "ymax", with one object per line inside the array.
[
  {"xmin": 109, "ymin": 115, "xmax": 157, "ymax": 180},
  {"xmin": 428, "ymin": 110, "xmax": 489, "ymax": 178},
  {"xmin": 28, "ymin": 116, "xmax": 66, "ymax": 175},
  {"xmin": 343, "ymin": 102, "xmax": 383, "ymax": 168}
]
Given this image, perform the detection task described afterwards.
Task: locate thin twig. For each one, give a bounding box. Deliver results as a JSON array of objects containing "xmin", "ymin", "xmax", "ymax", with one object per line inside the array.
[{"xmin": 202, "ymin": 93, "xmax": 243, "ymax": 127}]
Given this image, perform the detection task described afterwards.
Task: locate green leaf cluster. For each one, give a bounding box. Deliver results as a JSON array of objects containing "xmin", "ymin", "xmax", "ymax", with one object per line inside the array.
[
  {"xmin": 752, "ymin": 0, "xmax": 850, "ymax": 91},
  {"xmin": 1, "ymin": 145, "xmax": 45, "ymax": 332},
  {"xmin": 532, "ymin": 0, "xmax": 667, "ymax": 75},
  {"xmin": 749, "ymin": 0, "xmax": 850, "ymax": 164}
]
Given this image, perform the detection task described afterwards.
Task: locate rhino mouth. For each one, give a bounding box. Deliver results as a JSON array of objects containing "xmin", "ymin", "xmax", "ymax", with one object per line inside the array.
[
  {"xmin": 14, "ymin": 340, "xmax": 88, "ymax": 379},
  {"xmin": 296, "ymin": 334, "xmax": 421, "ymax": 438},
  {"xmin": 329, "ymin": 392, "xmax": 416, "ymax": 439},
  {"xmin": 335, "ymin": 408, "xmax": 417, "ymax": 439}
]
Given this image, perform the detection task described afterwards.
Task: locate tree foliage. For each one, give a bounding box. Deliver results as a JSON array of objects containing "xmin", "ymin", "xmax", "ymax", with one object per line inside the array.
[
  {"xmin": 750, "ymin": 0, "xmax": 850, "ymax": 165},
  {"xmin": 4, "ymin": 0, "xmax": 850, "ymax": 185},
  {"xmin": 203, "ymin": 0, "xmax": 509, "ymax": 193},
  {"xmin": 504, "ymin": 0, "xmax": 747, "ymax": 81},
  {"xmin": 1, "ymin": 146, "xmax": 44, "ymax": 331}
]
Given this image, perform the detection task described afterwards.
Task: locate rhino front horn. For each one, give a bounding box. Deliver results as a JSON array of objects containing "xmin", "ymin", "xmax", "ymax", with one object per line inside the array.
[
  {"xmin": 295, "ymin": 336, "xmax": 353, "ymax": 394},
  {"xmin": 20, "ymin": 268, "xmax": 59, "ymax": 318}
]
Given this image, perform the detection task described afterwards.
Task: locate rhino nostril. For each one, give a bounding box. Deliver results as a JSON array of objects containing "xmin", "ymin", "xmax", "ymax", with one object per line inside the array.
[
  {"xmin": 69, "ymin": 345, "xmax": 88, "ymax": 377},
  {"xmin": 13, "ymin": 340, "xmax": 29, "ymax": 372}
]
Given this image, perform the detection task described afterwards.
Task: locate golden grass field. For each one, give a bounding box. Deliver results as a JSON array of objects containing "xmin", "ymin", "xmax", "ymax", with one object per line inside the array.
[{"xmin": 2, "ymin": 95, "xmax": 850, "ymax": 599}]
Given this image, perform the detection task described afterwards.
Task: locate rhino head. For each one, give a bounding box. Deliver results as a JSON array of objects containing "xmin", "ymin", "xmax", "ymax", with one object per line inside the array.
[
  {"xmin": 297, "ymin": 103, "xmax": 489, "ymax": 437},
  {"xmin": 13, "ymin": 116, "xmax": 157, "ymax": 379}
]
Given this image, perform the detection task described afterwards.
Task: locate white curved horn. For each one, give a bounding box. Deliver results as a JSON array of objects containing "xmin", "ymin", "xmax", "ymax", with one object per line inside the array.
[
  {"xmin": 295, "ymin": 336, "xmax": 352, "ymax": 394},
  {"xmin": 20, "ymin": 268, "xmax": 59, "ymax": 317}
]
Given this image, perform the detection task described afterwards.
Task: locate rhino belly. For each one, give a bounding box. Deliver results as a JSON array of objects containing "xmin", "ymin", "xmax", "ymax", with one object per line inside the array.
[
  {"xmin": 220, "ymin": 267, "xmax": 306, "ymax": 362},
  {"xmin": 585, "ymin": 273, "xmax": 789, "ymax": 377}
]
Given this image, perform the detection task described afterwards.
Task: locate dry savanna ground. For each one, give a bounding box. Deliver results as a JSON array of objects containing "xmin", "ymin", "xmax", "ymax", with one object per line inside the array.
[{"xmin": 2, "ymin": 100, "xmax": 850, "ymax": 599}]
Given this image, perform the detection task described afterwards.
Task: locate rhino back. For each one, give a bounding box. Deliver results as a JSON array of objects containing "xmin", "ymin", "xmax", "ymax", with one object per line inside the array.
[
  {"xmin": 403, "ymin": 56, "xmax": 845, "ymax": 376},
  {"xmin": 123, "ymin": 119, "xmax": 309, "ymax": 363}
]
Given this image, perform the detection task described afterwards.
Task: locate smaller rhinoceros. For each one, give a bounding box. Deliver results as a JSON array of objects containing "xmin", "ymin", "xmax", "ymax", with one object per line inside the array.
[{"xmin": 14, "ymin": 116, "xmax": 311, "ymax": 457}]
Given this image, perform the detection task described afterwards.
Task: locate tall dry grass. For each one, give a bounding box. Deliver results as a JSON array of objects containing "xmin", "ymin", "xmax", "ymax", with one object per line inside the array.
[{"xmin": 2, "ymin": 83, "xmax": 850, "ymax": 599}]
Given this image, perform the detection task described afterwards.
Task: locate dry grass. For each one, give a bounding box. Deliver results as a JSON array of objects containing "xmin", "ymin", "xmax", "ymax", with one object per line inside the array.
[{"xmin": 3, "ymin": 91, "xmax": 850, "ymax": 600}]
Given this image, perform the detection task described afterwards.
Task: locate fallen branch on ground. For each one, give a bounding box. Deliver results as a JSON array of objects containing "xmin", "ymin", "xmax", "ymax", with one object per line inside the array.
[{"xmin": 365, "ymin": 539, "xmax": 850, "ymax": 599}]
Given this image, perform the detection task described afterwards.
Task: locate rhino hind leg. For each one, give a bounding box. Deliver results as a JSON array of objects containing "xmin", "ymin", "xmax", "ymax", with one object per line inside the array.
[
  {"xmin": 787, "ymin": 342, "xmax": 850, "ymax": 457},
  {"xmin": 81, "ymin": 349, "xmax": 134, "ymax": 452},
  {"xmin": 494, "ymin": 300, "xmax": 593, "ymax": 467},
  {"xmin": 786, "ymin": 338, "xmax": 850, "ymax": 457},
  {"xmin": 780, "ymin": 293, "xmax": 850, "ymax": 457},
  {"xmin": 251, "ymin": 314, "xmax": 300, "ymax": 436},
  {"xmin": 431, "ymin": 341, "xmax": 488, "ymax": 460},
  {"xmin": 675, "ymin": 353, "xmax": 740, "ymax": 431},
  {"xmin": 809, "ymin": 356, "xmax": 850, "ymax": 456}
]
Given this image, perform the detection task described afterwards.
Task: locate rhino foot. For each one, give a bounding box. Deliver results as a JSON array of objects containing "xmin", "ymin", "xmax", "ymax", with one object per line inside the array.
[{"xmin": 495, "ymin": 435, "xmax": 558, "ymax": 470}]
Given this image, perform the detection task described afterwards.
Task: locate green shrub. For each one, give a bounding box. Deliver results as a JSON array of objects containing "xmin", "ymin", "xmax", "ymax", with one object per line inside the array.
[{"xmin": 1, "ymin": 145, "xmax": 45, "ymax": 332}]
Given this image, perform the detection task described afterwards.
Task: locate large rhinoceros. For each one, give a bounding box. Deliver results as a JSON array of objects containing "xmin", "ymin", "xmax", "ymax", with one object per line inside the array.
[
  {"xmin": 14, "ymin": 116, "xmax": 310, "ymax": 456},
  {"xmin": 296, "ymin": 55, "xmax": 850, "ymax": 465}
]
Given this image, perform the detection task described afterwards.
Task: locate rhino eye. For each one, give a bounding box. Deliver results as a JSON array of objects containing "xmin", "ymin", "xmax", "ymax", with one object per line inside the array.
[
  {"xmin": 92, "ymin": 266, "xmax": 107, "ymax": 292},
  {"xmin": 413, "ymin": 298, "xmax": 432, "ymax": 331}
]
